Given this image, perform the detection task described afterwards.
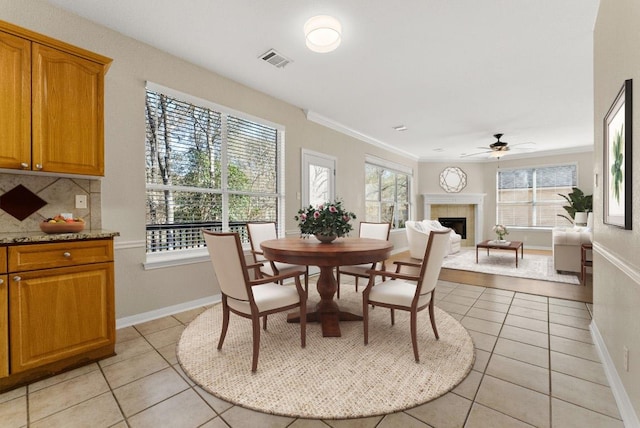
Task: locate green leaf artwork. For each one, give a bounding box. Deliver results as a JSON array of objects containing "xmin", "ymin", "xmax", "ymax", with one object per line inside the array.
[{"xmin": 610, "ymin": 124, "xmax": 624, "ymax": 203}]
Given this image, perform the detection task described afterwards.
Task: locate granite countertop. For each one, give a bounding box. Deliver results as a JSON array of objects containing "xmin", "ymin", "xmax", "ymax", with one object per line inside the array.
[{"xmin": 0, "ymin": 230, "xmax": 120, "ymax": 245}]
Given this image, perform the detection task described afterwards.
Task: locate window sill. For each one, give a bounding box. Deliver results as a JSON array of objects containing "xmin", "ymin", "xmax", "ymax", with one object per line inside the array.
[
  {"xmin": 143, "ymin": 248, "xmax": 210, "ymax": 270},
  {"xmin": 505, "ymin": 226, "xmax": 554, "ymax": 232},
  {"xmin": 143, "ymin": 243, "xmax": 254, "ymax": 270}
]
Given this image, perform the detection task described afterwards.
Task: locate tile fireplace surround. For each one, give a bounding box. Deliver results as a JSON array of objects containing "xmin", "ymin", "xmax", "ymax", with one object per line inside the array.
[{"xmin": 423, "ymin": 193, "xmax": 486, "ymax": 243}]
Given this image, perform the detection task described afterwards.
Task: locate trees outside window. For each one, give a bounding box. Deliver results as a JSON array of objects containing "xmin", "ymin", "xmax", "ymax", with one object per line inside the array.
[
  {"xmin": 145, "ymin": 86, "xmax": 282, "ymax": 253},
  {"xmin": 365, "ymin": 163, "xmax": 410, "ymax": 229}
]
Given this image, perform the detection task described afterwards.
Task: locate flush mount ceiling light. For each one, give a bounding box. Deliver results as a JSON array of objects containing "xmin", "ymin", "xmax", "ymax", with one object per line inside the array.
[
  {"xmin": 304, "ymin": 15, "xmax": 342, "ymax": 53},
  {"xmin": 393, "ymin": 125, "xmax": 408, "ymax": 131}
]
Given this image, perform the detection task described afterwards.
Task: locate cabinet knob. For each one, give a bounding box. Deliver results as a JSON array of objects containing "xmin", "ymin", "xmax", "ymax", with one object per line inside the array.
[
  {"xmin": 63, "ymin": 252, "xmax": 71, "ymax": 258},
  {"xmin": 20, "ymin": 162, "xmax": 29, "ymax": 169},
  {"xmin": 0, "ymin": 278, "xmax": 3, "ymax": 285},
  {"xmin": 35, "ymin": 164, "xmax": 43, "ymax": 170},
  {"xmin": 13, "ymin": 276, "xmax": 21, "ymax": 282}
]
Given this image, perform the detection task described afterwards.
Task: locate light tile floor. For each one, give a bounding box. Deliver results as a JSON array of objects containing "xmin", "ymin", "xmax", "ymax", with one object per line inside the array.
[{"xmin": 0, "ymin": 279, "xmax": 624, "ymax": 427}]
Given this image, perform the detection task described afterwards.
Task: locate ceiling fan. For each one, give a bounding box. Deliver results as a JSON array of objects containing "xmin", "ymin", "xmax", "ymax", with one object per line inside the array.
[{"xmin": 461, "ymin": 133, "xmax": 534, "ymax": 158}]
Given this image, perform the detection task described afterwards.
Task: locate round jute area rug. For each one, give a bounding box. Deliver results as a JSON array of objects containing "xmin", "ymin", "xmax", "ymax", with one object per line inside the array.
[{"xmin": 177, "ymin": 286, "xmax": 475, "ymax": 419}]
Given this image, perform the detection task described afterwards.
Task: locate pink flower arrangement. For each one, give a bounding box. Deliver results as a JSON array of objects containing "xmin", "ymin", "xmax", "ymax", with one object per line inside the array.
[
  {"xmin": 492, "ymin": 224, "xmax": 509, "ymax": 240},
  {"xmin": 295, "ymin": 200, "xmax": 356, "ymax": 237}
]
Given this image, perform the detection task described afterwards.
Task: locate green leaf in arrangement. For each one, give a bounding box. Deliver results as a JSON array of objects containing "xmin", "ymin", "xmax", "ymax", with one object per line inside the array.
[
  {"xmin": 557, "ymin": 187, "xmax": 593, "ymax": 223},
  {"xmin": 610, "ymin": 125, "xmax": 624, "ymax": 203}
]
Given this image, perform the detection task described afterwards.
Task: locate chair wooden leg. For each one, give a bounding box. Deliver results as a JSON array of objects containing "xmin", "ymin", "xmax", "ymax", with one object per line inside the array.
[
  {"xmin": 390, "ymin": 308, "xmax": 395, "ymax": 325},
  {"xmin": 363, "ymin": 297, "xmax": 369, "ymax": 345},
  {"xmin": 217, "ymin": 303, "xmax": 230, "ymax": 350},
  {"xmin": 355, "ymin": 277, "xmax": 359, "ymax": 292},
  {"xmin": 429, "ymin": 297, "xmax": 439, "ymax": 339},
  {"xmin": 251, "ymin": 316, "xmax": 261, "ymax": 372},
  {"xmin": 304, "ymin": 267, "xmax": 309, "ymax": 292},
  {"xmin": 263, "ymin": 315, "xmax": 268, "ymax": 330},
  {"xmin": 410, "ymin": 311, "xmax": 420, "ymax": 362},
  {"xmin": 336, "ymin": 269, "xmax": 341, "ymax": 299}
]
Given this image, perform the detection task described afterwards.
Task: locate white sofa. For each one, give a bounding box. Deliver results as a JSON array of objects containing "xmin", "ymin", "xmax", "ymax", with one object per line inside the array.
[
  {"xmin": 552, "ymin": 213, "xmax": 593, "ymax": 273},
  {"xmin": 405, "ymin": 220, "xmax": 462, "ymax": 259}
]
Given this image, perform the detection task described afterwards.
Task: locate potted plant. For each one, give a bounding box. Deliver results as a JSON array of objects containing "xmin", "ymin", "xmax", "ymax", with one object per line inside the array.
[
  {"xmin": 558, "ymin": 187, "xmax": 593, "ymax": 224},
  {"xmin": 295, "ymin": 200, "xmax": 356, "ymax": 243}
]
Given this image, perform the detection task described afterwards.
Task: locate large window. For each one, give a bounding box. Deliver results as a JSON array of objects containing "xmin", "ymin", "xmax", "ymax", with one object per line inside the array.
[
  {"xmin": 365, "ymin": 160, "xmax": 411, "ymax": 229},
  {"xmin": 145, "ymin": 83, "xmax": 283, "ymax": 254},
  {"xmin": 497, "ymin": 164, "xmax": 577, "ymax": 227}
]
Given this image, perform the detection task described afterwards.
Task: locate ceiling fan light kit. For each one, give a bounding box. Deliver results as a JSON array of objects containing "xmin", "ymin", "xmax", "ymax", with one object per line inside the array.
[
  {"xmin": 304, "ymin": 15, "xmax": 342, "ymax": 53},
  {"xmin": 460, "ymin": 133, "xmax": 535, "ymax": 159}
]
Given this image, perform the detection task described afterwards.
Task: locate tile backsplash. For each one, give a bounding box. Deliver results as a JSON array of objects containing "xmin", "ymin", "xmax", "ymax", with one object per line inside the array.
[{"xmin": 0, "ymin": 173, "xmax": 101, "ymax": 234}]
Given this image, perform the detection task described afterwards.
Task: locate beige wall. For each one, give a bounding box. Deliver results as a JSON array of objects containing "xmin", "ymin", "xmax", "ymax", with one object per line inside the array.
[
  {"xmin": 418, "ymin": 151, "xmax": 594, "ymax": 248},
  {"xmin": 1, "ymin": 0, "xmax": 417, "ymax": 319},
  {"xmin": 594, "ymin": 0, "xmax": 640, "ymax": 421}
]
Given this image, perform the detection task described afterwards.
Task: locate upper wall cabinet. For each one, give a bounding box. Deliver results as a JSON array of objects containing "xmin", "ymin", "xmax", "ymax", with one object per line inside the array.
[
  {"xmin": 0, "ymin": 31, "xmax": 31, "ymax": 172},
  {"xmin": 0, "ymin": 21, "xmax": 112, "ymax": 176}
]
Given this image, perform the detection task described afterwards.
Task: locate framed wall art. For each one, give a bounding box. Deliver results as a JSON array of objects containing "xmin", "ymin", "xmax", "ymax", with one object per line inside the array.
[{"xmin": 603, "ymin": 79, "xmax": 633, "ymax": 229}]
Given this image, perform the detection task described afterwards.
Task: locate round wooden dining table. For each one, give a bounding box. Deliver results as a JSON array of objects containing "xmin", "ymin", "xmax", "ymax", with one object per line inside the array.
[{"xmin": 260, "ymin": 237, "xmax": 393, "ymax": 337}]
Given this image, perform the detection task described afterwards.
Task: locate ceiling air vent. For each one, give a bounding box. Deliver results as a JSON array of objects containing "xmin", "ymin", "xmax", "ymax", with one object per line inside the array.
[{"xmin": 259, "ymin": 49, "xmax": 291, "ymax": 68}]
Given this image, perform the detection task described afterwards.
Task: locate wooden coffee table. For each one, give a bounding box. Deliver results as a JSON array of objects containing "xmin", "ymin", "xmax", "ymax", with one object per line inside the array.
[{"xmin": 476, "ymin": 240, "xmax": 524, "ymax": 268}]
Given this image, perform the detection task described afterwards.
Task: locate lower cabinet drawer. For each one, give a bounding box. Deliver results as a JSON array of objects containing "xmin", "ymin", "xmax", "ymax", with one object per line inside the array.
[
  {"xmin": 9, "ymin": 263, "xmax": 114, "ymax": 373},
  {"xmin": 8, "ymin": 240, "xmax": 113, "ymax": 272},
  {"xmin": 0, "ymin": 247, "xmax": 6, "ymax": 274}
]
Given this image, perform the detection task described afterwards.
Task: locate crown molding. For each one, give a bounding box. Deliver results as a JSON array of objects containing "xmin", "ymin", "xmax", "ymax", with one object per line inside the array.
[{"xmin": 304, "ymin": 110, "xmax": 419, "ymax": 161}]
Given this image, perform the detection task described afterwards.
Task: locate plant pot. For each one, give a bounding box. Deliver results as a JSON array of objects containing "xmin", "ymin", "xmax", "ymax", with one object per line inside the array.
[
  {"xmin": 574, "ymin": 212, "xmax": 588, "ymax": 226},
  {"xmin": 315, "ymin": 233, "xmax": 337, "ymax": 243}
]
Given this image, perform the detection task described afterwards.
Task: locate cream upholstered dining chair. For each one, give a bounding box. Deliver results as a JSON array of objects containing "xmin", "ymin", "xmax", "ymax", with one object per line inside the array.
[
  {"xmin": 362, "ymin": 229, "xmax": 450, "ymax": 362},
  {"xmin": 336, "ymin": 221, "xmax": 391, "ymax": 298},
  {"xmin": 247, "ymin": 222, "xmax": 309, "ymax": 291},
  {"xmin": 202, "ymin": 230, "xmax": 307, "ymax": 372}
]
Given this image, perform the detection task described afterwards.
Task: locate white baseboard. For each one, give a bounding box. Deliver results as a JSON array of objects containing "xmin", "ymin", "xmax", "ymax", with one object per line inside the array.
[
  {"xmin": 591, "ymin": 320, "xmax": 640, "ymax": 428},
  {"xmin": 116, "ymin": 246, "xmax": 409, "ymax": 329},
  {"xmin": 116, "ymin": 294, "xmax": 221, "ymax": 329}
]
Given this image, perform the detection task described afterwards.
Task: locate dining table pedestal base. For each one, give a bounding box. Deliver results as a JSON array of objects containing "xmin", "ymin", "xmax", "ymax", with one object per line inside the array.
[{"xmin": 286, "ymin": 266, "xmax": 362, "ymax": 337}]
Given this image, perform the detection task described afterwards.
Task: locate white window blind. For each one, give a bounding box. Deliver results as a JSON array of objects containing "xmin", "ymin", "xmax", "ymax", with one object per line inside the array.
[
  {"xmin": 145, "ymin": 86, "xmax": 282, "ymax": 254},
  {"xmin": 497, "ymin": 164, "xmax": 577, "ymax": 227}
]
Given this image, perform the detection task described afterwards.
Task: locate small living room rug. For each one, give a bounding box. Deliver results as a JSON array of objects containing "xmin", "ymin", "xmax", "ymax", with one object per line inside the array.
[
  {"xmin": 176, "ymin": 286, "xmax": 474, "ymax": 419},
  {"xmin": 442, "ymin": 248, "xmax": 580, "ymax": 285}
]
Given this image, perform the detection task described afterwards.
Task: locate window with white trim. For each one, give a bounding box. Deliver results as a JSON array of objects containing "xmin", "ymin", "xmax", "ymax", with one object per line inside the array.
[
  {"xmin": 364, "ymin": 160, "xmax": 411, "ymax": 229},
  {"xmin": 497, "ymin": 164, "xmax": 577, "ymax": 227},
  {"xmin": 145, "ymin": 84, "xmax": 283, "ymax": 254}
]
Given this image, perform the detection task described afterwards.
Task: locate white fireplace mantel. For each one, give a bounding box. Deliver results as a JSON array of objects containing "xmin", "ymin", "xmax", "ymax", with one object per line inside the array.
[{"xmin": 422, "ymin": 193, "xmax": 486, "ymax": 243}]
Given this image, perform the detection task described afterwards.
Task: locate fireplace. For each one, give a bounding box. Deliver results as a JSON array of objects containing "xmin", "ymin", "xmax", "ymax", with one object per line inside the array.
[
  {"xmin": 438, "ymin": 217, "xmax": 467, "ymax": 239},
  {"xmin": 422, "ymin": 193, "xmax": 486, "ymax": 243}
]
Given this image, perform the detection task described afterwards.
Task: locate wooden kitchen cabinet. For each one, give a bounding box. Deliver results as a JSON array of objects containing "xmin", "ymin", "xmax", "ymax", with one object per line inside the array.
[
  {"xmin": 0, "ymin": 31, "xmax": 31, "ymax": 171},
  {"xmin": 0, "ymin": 238, "xmax": 115, "ymax": 390},
  {"xmin": 0, "ymin": 247, "xmax": 7, "ymax": 378},
  {"xmin": 9, "ymin": 263, "xmax": 114, "ymax": 373},
  {"xmin": 0, "ymin": 20, "xmax": 111, "ymax": 176}
]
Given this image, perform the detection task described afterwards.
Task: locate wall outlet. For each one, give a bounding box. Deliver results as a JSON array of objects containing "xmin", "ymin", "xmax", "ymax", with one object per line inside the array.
[
  {"xmin": 624, "ymin": 346, "xmax": 629, "ymax": 371},
  {"xmin": 75, "ymin": 194, "xmax": 88, "ymax": 209}
]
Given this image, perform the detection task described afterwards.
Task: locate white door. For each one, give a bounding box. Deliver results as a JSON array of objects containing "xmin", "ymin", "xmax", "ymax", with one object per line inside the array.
[{"xmin": 301, "ymin": 149, "xmax": 336, "ymax": 208}]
